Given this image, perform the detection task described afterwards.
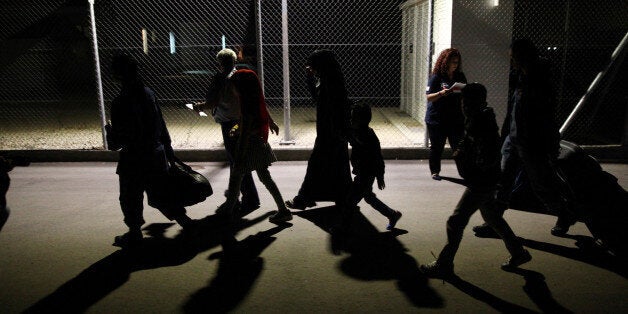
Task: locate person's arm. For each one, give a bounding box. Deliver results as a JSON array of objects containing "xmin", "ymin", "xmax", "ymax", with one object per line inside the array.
[
  {"xmin": 195, "ymin": 73, "xmax": 226, "ymax": 112},
  {"xmin": 426, "ymin": 88, "xmax": 452, "ymax": 102},
  {"xmin": 264, "ymin": 105, "xmax": 280, "ymax": 135},
  {"xmin": 425, "ymin": 75, "xmax": 451, "ymax": 102}
]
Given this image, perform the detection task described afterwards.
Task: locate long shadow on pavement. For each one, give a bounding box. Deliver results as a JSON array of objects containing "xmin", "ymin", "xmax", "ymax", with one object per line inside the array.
[
  {"xmin": 182, "ymin": 224, "xmax": 291, "ymax": 313},
  {"xmin": 502, "ymin": 268, "xmax": 573, "ymax": 314},
  {"xmin": 23, "ymin": 212, "xmax": 271, "ymax": 313},
  {"xmin": 520, "ymin": 235, "xmax": 627, "ymax": 279},
  {"xmin": 295, "ymin": 205, "xmax": 444, "ymax": 309}
]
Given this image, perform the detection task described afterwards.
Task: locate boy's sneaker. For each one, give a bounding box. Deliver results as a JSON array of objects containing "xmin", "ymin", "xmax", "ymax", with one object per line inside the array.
[
  {"xmin": 501, "ymin": 249, "xmax": 532, "ymax": 269},
  {"xmin": 113, "ymin": 230, "xmax": 143, "ymax": 248},
  {"xmin": 420, "ymin": 260, "xmax": 454, "ymax": 278},
  {"xmin": 431, "ymin": 173, "xmax": 442, "ymax": 181},
  {"xmin": 386, "ymin": 210, "xmax": 402, "ymax": 230},
  {"xmin": 269, "ymin": 210, "xmax": 293, "ymax": 224}
]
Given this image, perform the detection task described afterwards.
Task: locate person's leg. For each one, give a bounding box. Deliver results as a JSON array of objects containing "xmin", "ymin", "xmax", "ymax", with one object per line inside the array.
[
  {"xmin": 437, "ymin": 188, "xmax": 483, "ymax": 265},
  {"xmin": 447, "ymin": 124, "xmax": 464, "ymax": 151},
  {"xmin": 518, "ymin": 148, "xmax": 575, "ymax": 235},
  {"xmin": 479, "ymin": 193, "xmax": 531, "ymax": 268},
  {"xmin": 0, "ymin": 171, "xmax": 10, "ymax": 231},
  {"xmin": 473, "ymin": 137, "xmax": 520, "ymax": 236},
  {"xmin": 361, "ymin": 176, "xmax": 401, "ymax": 230},
  {"xmin": 218, "ymin": 165, "xmax": 245, "ymax": 217},
  {"xmin": 116, "ymin": 174, "xmax": 145, "ymax": 246},
  {"xmin": 427, "ymin": 123, "xmax": 446, "ymax": 178},
  {"xmin": 240, "ymin": 172, "xmax": 260, "ymax": 210},
  {"xmin": 221, "ymin": 122, "xmax": 244, "ymax": 209},
  {"xmin": 341, "ymin": 175, "xmax": 366, "ymax": 228},
  {"xmin": 421, "ymin": 188, "xmax": 482, "ymax": 277},
  {"xmin": 287, "ymin": 140, "xmax": 325, "ymax": 209},
  {"xmin": 257, "ymin": 168, "xmax": 292, "ymax": 223}
]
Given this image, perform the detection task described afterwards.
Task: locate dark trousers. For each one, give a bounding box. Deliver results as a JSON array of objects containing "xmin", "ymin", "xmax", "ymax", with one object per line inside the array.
[
  {"xmin": 0, "ymin": 171, "xmax": 8, "ymax": 210},
  {"xmin": 346, "ymin": 174, "xmax": 395, "ymax": 218},
  {"xmin": 119, "ymin": 174, "xmax": 186, "ymax": 229},
  {"xmin": 221, "ymin": 121, "xmax": 259, "ymax": 207},
  {"xmin": 438, "ymin": 187, "xmax": 525, "ymax": 265},
  {"xmin": 427, "ymin": 123, "xmax": 463, "ymax": 175},
  {"xmin": 495, "ymin": 137, "xmax": 572, "ymax": 216}
]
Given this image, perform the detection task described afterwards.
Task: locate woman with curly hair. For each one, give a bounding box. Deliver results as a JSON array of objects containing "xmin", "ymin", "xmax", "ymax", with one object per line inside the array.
[{"xmin": 425, "ymin": 48, "xmax": 467, "ymax": 180}]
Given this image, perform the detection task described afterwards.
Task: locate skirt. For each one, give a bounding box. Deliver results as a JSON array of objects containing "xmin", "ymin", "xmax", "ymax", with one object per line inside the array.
[{"xmin": 236, "ymin": 135, "xmax": 277, "ymax": 172}]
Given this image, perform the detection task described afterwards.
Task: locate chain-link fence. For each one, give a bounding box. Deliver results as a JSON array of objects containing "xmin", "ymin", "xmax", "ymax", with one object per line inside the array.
[{"xmin": 1, "ymin": 0, "xmax": 626, "ymax": 151}]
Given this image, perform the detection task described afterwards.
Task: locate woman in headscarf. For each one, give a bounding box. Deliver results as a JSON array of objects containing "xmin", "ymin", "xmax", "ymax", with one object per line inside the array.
[{"xmin": 286, "ymin": 49, "xmax": 352, "ymax": 210}]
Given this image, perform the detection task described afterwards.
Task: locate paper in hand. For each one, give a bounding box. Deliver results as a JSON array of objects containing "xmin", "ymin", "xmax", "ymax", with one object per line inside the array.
[
  {"xmin": 451, "ymin": 82, "xmax": 466, "ymax": 93},
  {"xmin": 186, "ymin": 103, "xmax": 207, "ymax": 117}
]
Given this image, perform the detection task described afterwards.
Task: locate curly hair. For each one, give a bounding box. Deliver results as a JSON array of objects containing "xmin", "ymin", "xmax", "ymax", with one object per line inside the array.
[{"xmin": 432, "ymin": 48, "xmax": 462, "ymax": 76}]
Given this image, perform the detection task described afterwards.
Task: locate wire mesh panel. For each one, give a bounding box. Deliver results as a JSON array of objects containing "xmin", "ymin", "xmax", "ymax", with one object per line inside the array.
[
  {"xmin": 94, "ymin": 0, "xmax": 255, "ymax": 150},
  {"xmin": 0, "ymin": 1, "xmax": 100, "ymax": 150},
  {"xmin": 0, "ymin": 0, "xmax": 626, "ymax": 151},
  {"xmin": 261, "ymin": 0, "xmax": 414, "ymax": 148}
]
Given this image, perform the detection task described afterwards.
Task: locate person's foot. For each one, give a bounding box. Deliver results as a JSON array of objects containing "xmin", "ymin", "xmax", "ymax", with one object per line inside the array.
[
  {"xmin": 501, "ymin": 249, "xmax": 532, "ymax": 269},
  {"xmin": 113, "ymin": 230, "xmax": 143, "ymax": 248},
  {"xmin": 551, "ymin": 215, "xmax": 577, "ymax": 236},
  {"xmin": 431, "ymin": 173, "xmax": 442, "ymax": 181},
  {"xmin": 285, "ymin": 196, "xmax": 316, "ymax": 210},
  {"xmin": 420, "ymin": 260, "xmax": 454, "ymax": 278},
  {"xmin": 240, "ymin": 202, "xmax": 261, "ymax": 216},
  {"xmin": 269, "ymin": 210, "xmax": 293, "ymax": 224},
  {"xmin": 216, "ymin": 202, "xmax": 240, "ymax": 216},
  {"xmin": 386, "ymin": 210, "xmax": 402, "ymax": 230},
  {"xmin": 472, "ymin": 223, "xmax": 500, "ymax": 238}
]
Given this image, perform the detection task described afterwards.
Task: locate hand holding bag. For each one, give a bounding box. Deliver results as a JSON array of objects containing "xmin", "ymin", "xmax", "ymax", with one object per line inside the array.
[{"xmin": 147, "ymin": 158, "xmax": 213, "ymax": 208}]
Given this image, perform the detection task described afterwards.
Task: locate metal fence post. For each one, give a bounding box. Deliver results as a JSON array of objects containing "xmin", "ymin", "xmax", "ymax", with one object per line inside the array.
[
  {"xmin": 280, "ymin": 0, "xmax": 295, "ymax": 144},
  {"xmin": 424, "ymin": 0, "xmax": 434, "ymax": 148},
  {"xmin": 88, "ymin": 0, "xmax": 108, "ymax": 150},
  {"xmin": 255, "ymin": 0, "xmax": 265, "ymax": 92}
]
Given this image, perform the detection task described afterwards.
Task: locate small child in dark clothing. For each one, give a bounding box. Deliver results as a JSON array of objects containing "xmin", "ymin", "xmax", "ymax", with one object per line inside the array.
[
  {"xmin": 344, "ymin": 102, "xmax": 402, "ymax": 230},
  {"xmin": 420, "ymin": 83, "xmax": 531, "ymax": 278}
]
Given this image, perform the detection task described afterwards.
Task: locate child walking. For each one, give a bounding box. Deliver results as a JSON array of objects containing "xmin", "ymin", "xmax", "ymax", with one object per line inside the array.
[
  {"xmin": 420, "ymin": 83, "xmax": 531, "ymax": 278},
  {"xmin": 343, "ymin": 102, "xmax": 402, "ymax": 230}
]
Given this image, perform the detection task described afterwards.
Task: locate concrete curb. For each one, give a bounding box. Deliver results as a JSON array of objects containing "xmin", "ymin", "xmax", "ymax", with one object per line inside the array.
[{"xmin": 1, "ymin": 146, "xmax": 626, "ymax": 163}]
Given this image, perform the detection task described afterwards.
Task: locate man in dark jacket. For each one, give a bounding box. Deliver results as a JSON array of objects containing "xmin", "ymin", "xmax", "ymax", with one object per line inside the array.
[
  {"xmin": 107, "ymin": 54, "xmax": 194, "ymax": 247},
  {"xmin": 473, "ymin": 39, "xmax": 576, "ymax": 237},
  {"xmin": 420, "ymin": 83, "xmax": 530, "ymax": 278}
]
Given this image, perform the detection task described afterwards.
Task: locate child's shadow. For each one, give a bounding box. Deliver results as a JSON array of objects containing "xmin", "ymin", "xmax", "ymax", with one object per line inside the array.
[
  {"xmin": 24, "ymin": 213, "xmax": 270, "ymax": 313},
  {"xmin": 182, "ymin": 224, "xmax": 291, "ymax": 313},
  {"xmin": 296, "ymin": 205, "xmax": 444, "ymax": 309},
  {"xmin": 502, "ymin": 268, "xmax": 573, "ymax": 314},
  {"xmin": 520, "ymin": 235, "xmax": 627, "ymax": 278}
]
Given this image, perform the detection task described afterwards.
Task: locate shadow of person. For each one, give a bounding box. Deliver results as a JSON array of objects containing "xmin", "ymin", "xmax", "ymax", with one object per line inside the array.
[
  {"xmin": 502, "ymin": 268, "xmax": 573, "ymax": 314},
  {"xmin": 182, "ymin": 224, "xmax": 291, "ymax": 313},
  {"xmin": 23, "ymin": 212, "xmax": 271, "ymax": 313},
  {"xmin": 0, "ymin": 206, "xmax": 8, "ymax": 233},
  {"xmin": 295, "ymin": 205, "xmax": 444, "ymax": 309},
  {"xmin": 443, "ymin": 275, "xmax": 539, "ymax": 314},
  {"xmin": 520, "ymin": 236, "xmax": 627, "ymax": 278},
  {"xmin": 438, "ymin": 176, "xmax": 467, "ymax": 186}
]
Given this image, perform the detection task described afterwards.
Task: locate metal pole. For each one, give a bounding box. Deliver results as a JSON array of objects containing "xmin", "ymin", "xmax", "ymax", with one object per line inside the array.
[
  {"xmin": 424, "ymin": 0, "xmax": 434, "ymax": 148},
  {"xmin": 88, "ymin": 0, "xmax": 108, "ymax": 150},
  {"xmin": 559, "ymin": 31, "xmax": 628, "ymax": 135},
  {"xmin": 255, "ymin": 0, "xmax": 265, "ymax": 92},
  {"xmin": 280, "ymin": 0, "xmax": 294, "ymax": 144}
]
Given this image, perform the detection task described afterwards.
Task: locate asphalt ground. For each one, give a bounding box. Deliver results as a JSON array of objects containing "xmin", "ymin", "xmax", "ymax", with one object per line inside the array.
[{"xmin": 0, "ymin": 161, "xmax": 627, "ymax": 313}]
